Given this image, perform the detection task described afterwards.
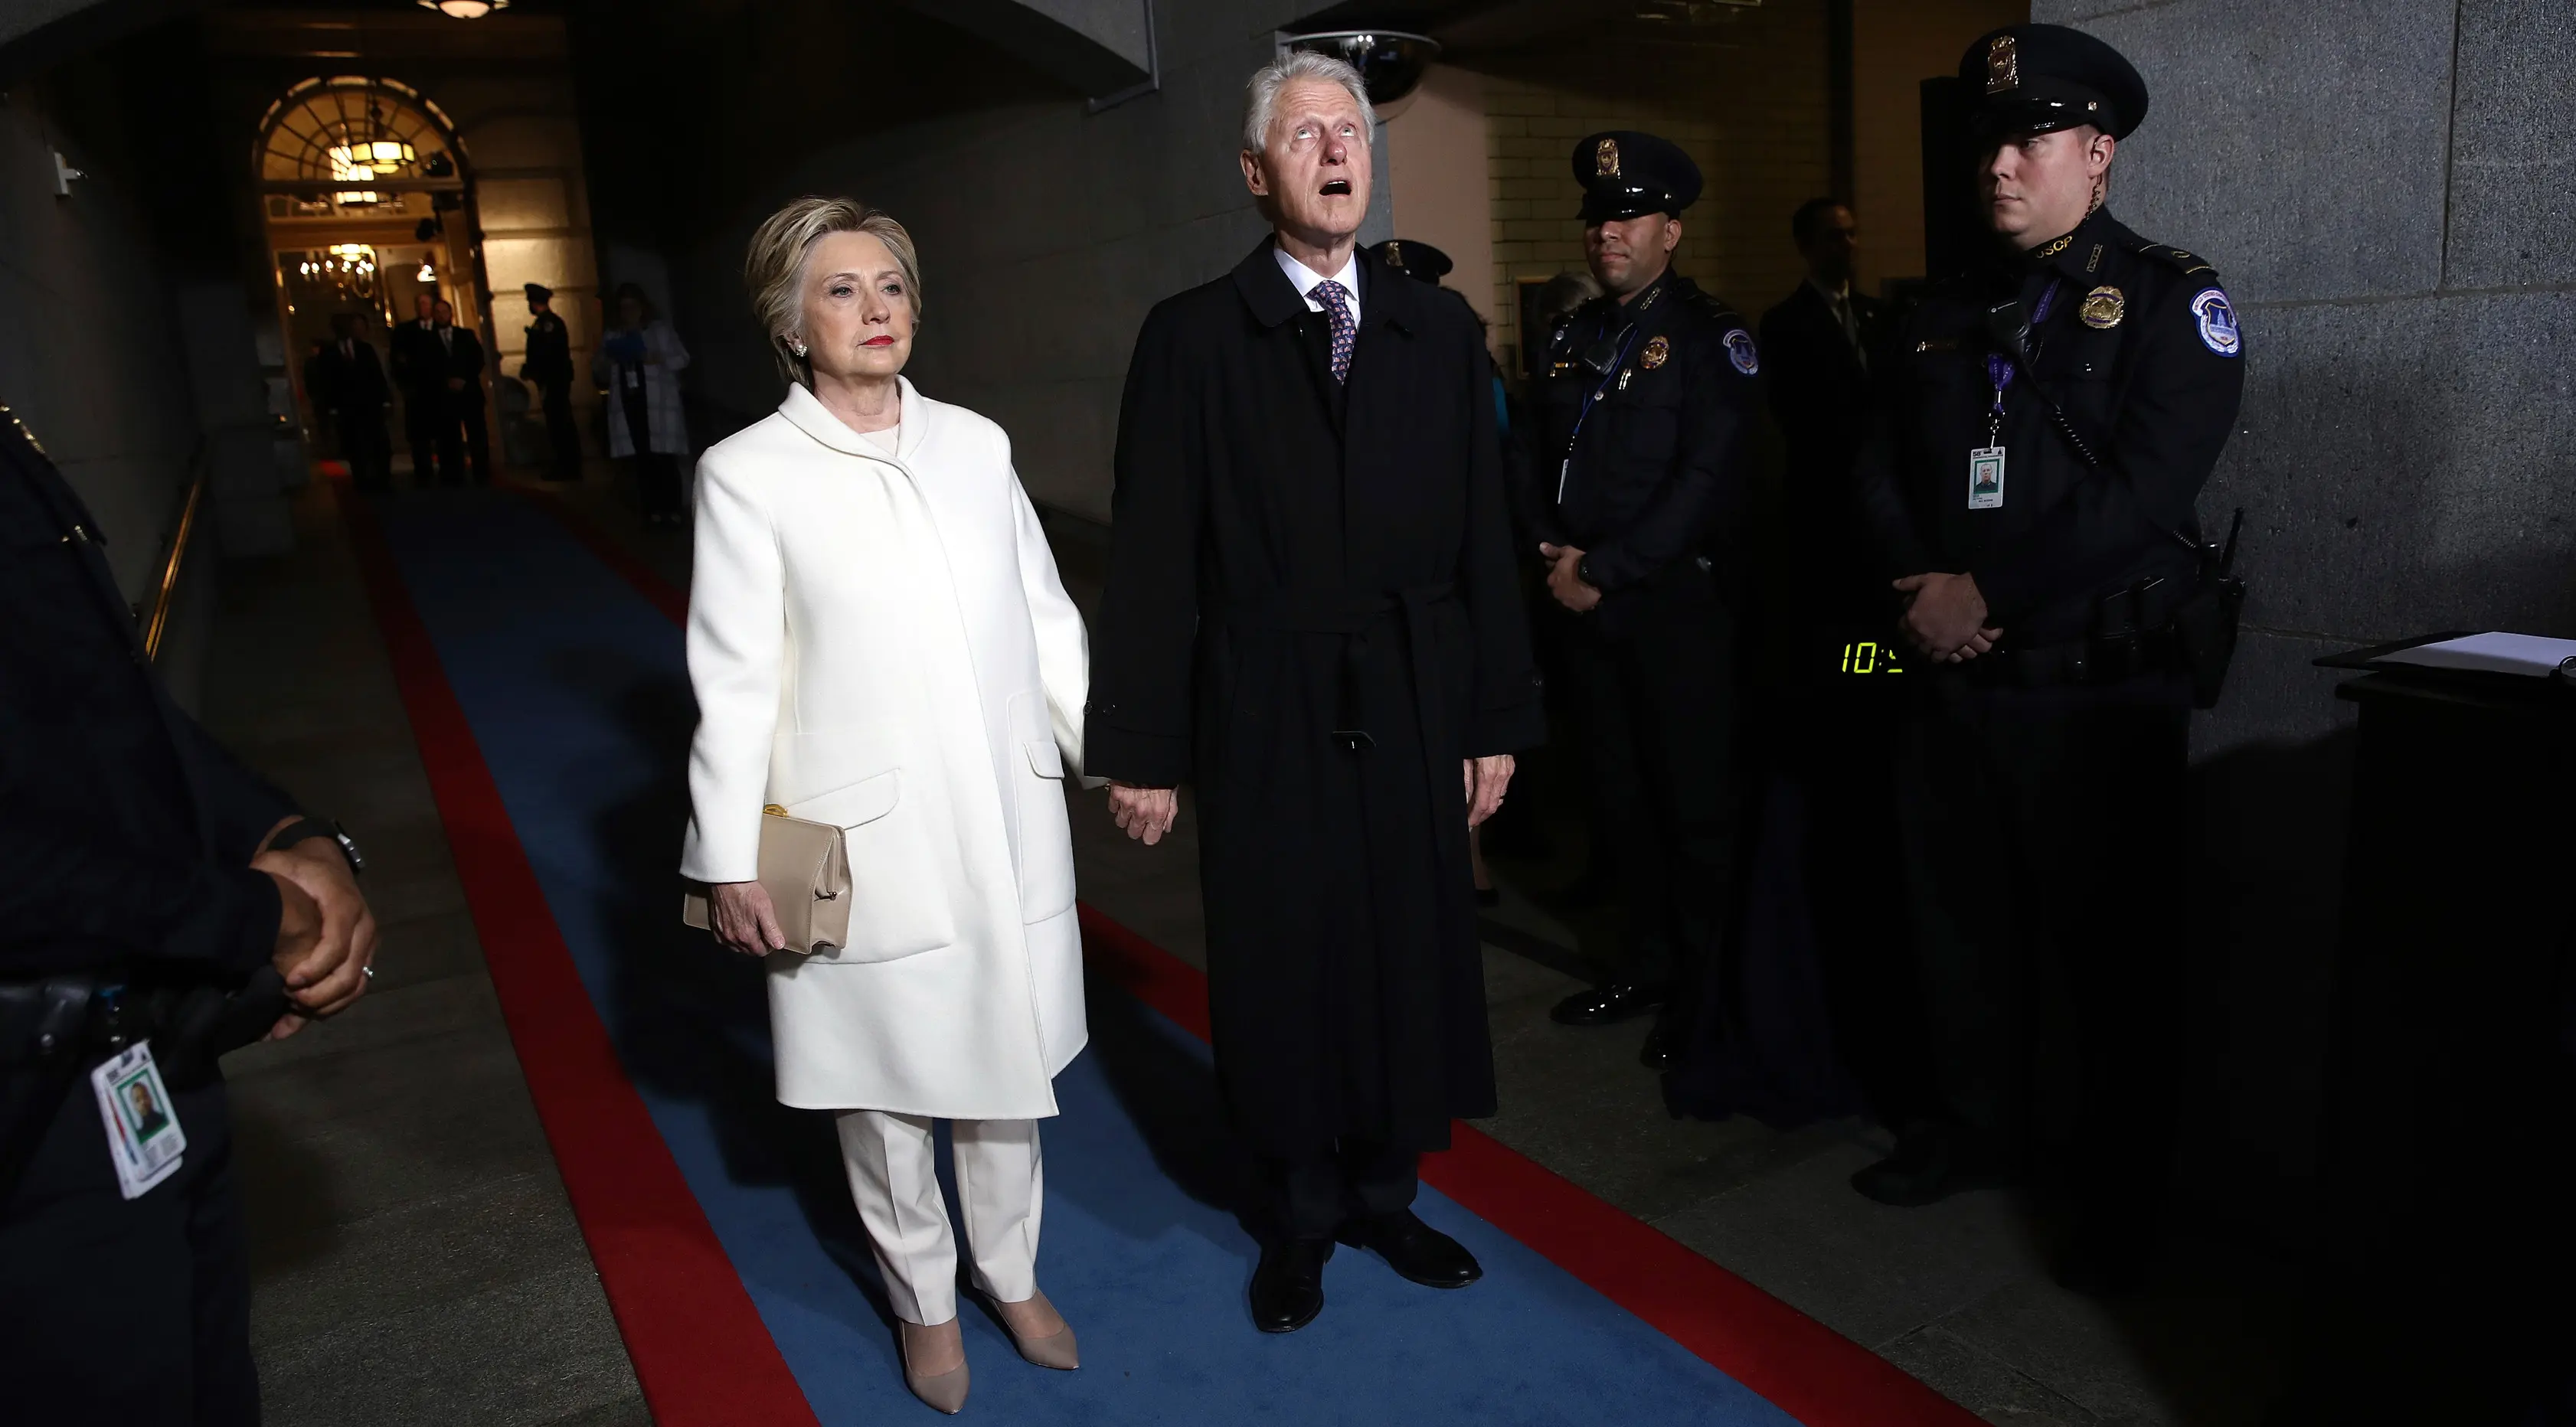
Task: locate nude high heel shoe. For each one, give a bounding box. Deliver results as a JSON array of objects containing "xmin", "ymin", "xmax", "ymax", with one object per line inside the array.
[
  {"xmin": 898, "ymin": 1318, "xmax": 969, "ymax": 1414},
  {"xmin": 992, "ymin": 1289, "xmax": 1079, "ymax": 1370}
]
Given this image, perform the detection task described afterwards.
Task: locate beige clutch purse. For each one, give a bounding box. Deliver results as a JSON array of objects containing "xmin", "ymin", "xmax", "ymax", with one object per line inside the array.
[{"xmin": 683, "ymin": 805, "xmax": 852, "ymax": 955}]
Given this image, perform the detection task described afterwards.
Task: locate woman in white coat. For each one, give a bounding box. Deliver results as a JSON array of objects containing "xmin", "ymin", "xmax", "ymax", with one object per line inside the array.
[{"xmin": 681, "ymin": 196, "xmax": 1093, "ymax": 1415}]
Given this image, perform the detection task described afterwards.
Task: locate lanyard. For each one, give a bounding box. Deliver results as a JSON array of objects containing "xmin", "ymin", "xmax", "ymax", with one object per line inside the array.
[
  {"xmin": 1984, "ymin": 278, "xmax": 2062, "ymax": 446},
  {"xmin": 1556, "ymin": 318, "xmax": 1646, "ymax": 504}
]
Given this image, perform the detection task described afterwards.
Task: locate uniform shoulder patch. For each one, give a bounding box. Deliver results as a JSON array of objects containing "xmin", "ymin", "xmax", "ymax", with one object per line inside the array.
[
  {"xmin": 1722, "ymin": 328, "xmax": 1760, "ymax": 376},
  {"xmin": 2190, "ymin": 288, "xmax": 2241, "ymax": 357}
]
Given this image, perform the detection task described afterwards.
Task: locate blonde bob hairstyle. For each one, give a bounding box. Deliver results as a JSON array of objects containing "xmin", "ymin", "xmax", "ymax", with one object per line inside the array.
[{"xmin": 743, "ymin": 195, "xmax": 923, "ymax": 387}]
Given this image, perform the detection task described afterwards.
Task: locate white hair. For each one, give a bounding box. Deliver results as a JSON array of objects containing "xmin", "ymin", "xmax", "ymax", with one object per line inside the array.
[{"xmin": 1242, "ymin": 50, "xmax": 1376, "ymax": 155}]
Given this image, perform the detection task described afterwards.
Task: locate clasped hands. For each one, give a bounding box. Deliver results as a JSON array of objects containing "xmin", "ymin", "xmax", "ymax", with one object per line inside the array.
[
  {"xmin": 1109, "ymin": 755, "xmax": 1515, "ymax": 847},
  {"xmin": 256, "ymin": 815, "xmax": 380, "ymax": 1041},
  {"xmin": 1894, "ymin": 571, "xmax": 2002, "ymax": 663},
  {"xmin": 1537, "ymin": 543, "xmax": 1600, "ymax": 614}
]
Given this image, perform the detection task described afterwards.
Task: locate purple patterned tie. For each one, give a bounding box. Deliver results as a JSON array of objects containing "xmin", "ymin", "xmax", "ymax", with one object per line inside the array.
[{"xmin": 1312, "ymin": 279, "xmax": 1355, "ymax": 384}]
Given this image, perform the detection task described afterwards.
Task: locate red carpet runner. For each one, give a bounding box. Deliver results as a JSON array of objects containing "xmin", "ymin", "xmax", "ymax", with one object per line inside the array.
[{"xmin": 341, "ymin": 472, "xmax": 1981, "ymax": 1427}]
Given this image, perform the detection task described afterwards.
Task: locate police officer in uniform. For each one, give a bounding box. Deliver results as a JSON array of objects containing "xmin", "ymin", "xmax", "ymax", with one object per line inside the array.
[
  {"xmin": 0, "ymin": 404, "xmax": 380, "ymax": 1421},
  {"xmin": 1527, "ymin": 132, "xmax": 1761, "ymax": 1070},
  {"xmin": 1368, "ymin": 237, "xmax": 1451, "ymax": 285},
  {"xmin": 1849, "ymin": 26, "xmax": 2244, "ymax": 1290},
  {"xmin": 521, "ymin": 282, "xmax": 581, "ymax": 482}
]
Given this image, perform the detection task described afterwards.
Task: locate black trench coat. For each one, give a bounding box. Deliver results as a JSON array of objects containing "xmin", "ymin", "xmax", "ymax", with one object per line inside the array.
[{"xmin": 1087, "ymin": 240, "xmax": 1546, "ymax": 1158}]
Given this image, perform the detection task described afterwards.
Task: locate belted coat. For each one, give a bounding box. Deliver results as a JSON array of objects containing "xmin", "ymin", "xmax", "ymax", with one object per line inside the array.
[{"xmin": 1086, "ymin": 240, "xmax": 1547, "ymax": 1156}]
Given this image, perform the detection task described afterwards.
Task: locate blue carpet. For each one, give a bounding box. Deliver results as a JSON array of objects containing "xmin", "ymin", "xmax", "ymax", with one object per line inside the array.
[{"xmin": 368, "ymin": 488, "xmax": 1798, "ymax": 1426}]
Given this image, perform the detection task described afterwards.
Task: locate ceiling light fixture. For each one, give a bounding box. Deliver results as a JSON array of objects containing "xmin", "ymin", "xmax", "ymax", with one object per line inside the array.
[{"xmin": 418, "ymin": 0, "xmax": 508, "ymax": 18}]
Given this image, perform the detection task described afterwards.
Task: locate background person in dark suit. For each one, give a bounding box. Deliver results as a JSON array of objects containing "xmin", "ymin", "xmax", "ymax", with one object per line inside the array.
[
  {"xmin": 0, "ymin": 403, "xmax": 378, "ymax": 1425},
  {"xmin": 427, "ymin": 298, "xmax": 491, "ymax": 485},
  {"xmin": 1762, "ymin": 198, "xmax": 1893, "ymax": 540},
  {"xmin": 1744, "ymin": 197, "xmax": 1927, "ymax": 1135},
  {"xmin": 312, "ymin": 312, "xmax": 393, "ymax": 490},
  {"xmin": 389, "ymin": 292, "xmax": 442, "ymax": 486}
]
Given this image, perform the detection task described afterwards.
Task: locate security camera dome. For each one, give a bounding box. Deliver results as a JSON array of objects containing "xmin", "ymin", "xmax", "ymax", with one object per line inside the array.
[{"xmin": 1285, "ymin": 30, "xmax": 1440, "ymax": 108}]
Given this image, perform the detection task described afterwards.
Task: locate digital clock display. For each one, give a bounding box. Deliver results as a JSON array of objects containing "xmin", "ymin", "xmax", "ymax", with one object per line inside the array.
[{"xmin": 1839, "ymin": 641, "xmax": 1907, "ymax": 675}]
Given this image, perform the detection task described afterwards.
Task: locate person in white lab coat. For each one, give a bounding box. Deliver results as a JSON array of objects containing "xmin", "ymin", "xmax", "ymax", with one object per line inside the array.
[{"xmin": 680, "ymin": 196, "xmax": 1095, "ymax": 1416}]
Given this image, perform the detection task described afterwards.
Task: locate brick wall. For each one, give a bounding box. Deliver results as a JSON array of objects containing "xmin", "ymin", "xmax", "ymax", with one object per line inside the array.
[{"xmin": 1469, "ymin": 2, "xmax": 1832, "ymax": 374}]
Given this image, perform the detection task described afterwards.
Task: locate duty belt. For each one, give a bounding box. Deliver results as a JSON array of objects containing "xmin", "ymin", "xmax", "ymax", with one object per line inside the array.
[
  {"xmin": 0, "ymin": 975, "xmax": 102, "ymax": 1068},
  {"xmin": 0, "ymin": 968, "xmax": 282, "ymax": 1070},
  {"xmin": 1973, "ymin": 632, "xmax": 2185, "ymax": 689}
]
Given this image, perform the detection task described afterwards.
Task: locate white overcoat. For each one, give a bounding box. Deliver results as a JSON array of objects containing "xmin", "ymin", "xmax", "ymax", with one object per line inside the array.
[
  {"xmin": 591, "ymin": 320, "xmax": 692, "ymax": 457},
  {"xmin": 679, "ymin": 378, "xmax": 1093, "ymax": 1118}
]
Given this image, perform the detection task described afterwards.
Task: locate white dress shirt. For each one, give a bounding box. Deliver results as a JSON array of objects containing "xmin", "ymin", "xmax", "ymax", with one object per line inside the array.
[{"xmin": 1273, "ymin": 244, "xmax": 1362, "ymax": 325}]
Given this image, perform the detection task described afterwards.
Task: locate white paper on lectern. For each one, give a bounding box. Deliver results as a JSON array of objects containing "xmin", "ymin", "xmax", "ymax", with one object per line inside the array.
[{"xmin": 2371, "ymin": 632, "xmax": 2576, "ymax": 677}]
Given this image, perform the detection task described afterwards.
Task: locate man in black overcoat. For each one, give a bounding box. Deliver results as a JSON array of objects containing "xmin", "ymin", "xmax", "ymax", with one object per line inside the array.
[
  {"xmin": 1087, "ymin": 52, "xmax": 1545, "ymax": 1335},
  {"xmin": 313, "ymin": 312, "xmax": 394, "ymax": 490}
]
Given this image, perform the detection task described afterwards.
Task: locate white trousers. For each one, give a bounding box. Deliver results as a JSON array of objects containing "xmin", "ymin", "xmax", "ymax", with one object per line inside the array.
[{"xmin": 834, "ymin": 1112, "xmax": 1042, "ymax": 1326}]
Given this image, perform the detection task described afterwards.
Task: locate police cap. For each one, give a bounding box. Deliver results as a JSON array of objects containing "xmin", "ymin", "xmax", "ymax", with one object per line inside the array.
[
  {"xmin": 524, "ymin": 282, "xmax": 554, "ymax": 302},
  {"xmin": 1571, "ymin": 131, "xmax": 1701, "ymax": 224},
  {"xmin": 1369, "ymin": 239, "xmax": 1453, "ymax": 283},
  {"xmin": 1960, "ymin": 24, "xmax": 2149, "ymax": 140}
]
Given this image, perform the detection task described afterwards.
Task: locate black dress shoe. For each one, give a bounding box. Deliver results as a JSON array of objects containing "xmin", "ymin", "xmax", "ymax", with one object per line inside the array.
[
  {"xmin": 1849, "ymin": 1131, "xmax": 2009, "ymax": 1207},
  {"xmin": 1250, "ymin": 1237, "xmax": 1332, "ymax": 1333},
  {"xmin": 1550, "ymin": 981, "xmax": 1667, "ymax": 1027},
  {"xmin": 1338, "ymin": 1210, "xmax": 1482, "ymax": 1289}
]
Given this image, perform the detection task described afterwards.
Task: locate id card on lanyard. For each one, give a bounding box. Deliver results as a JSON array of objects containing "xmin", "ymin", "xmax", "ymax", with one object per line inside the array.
[
  {"xmin": 1969, "ymin": 279, "xmax": 2061, "ymax": 511},
  {"xmin": 92, "ymin": 1040, "xmax": 186, "ymax": 1200}
]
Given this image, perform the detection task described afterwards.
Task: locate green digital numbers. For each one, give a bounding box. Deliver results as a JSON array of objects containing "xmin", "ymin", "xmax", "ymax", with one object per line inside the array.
[{"xmin": 1839, "ymin": 641, "xmax": 1905, "ymax": 675}]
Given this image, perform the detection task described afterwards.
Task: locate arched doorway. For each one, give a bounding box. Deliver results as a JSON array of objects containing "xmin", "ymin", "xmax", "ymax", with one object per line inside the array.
[{"xmin": 256, "ymin": 76, "xmax": 490, "ymax": 480}]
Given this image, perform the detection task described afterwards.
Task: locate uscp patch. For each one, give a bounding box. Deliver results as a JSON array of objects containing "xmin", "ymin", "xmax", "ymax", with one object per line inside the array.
[
  {"xmin": 1722, "ymin": 328, "xmax": 1759, "ymax": 376},
  {"xmin": 2191, "ymin": 288, "xmax": 2241, "ymax": 356}
]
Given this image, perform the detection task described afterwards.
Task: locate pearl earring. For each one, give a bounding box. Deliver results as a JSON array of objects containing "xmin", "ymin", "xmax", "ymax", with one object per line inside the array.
[{"xmin": 789, "ymin": 339, "xmax": 808, "ymax": 357}]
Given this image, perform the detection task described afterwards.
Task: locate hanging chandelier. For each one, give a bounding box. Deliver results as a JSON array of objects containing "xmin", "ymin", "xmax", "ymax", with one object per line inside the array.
[
  {"xmin": 299, "ymin": 244, "xmax": 380, "ymax": 299},
  {"xmin": 418, "ymin": 0, "xmax": 509, "ymax": 16},
  {"xmin": 325, "ymin": 136, "xmax": 415, "ymax": 206}
]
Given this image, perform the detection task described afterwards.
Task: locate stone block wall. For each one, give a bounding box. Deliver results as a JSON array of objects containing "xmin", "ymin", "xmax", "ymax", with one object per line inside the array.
[
  {"xmin": 0, "ymin": 51, "xmax": 252, "ymax": 596},
  {"xmin": 2035, "ymin": 0, "xmax": 2576, "ymax": 1238},
  {"xmin": 2041, "ymin": 0, "xmax": 2576, "ymax": 745}
]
